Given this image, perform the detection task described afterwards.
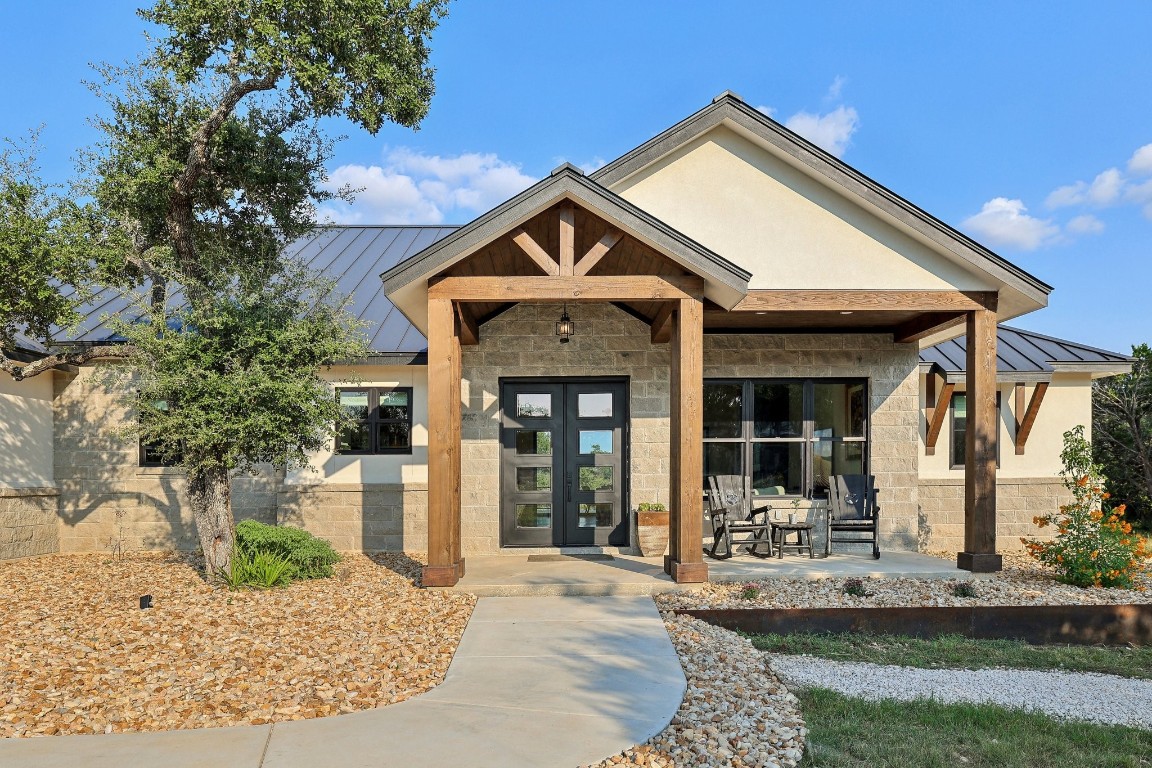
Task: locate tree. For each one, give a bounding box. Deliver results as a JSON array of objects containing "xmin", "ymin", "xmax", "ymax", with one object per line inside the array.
[
  {"xmin": 0, "ymin": 0, "xmax": 449, "ymax": 575},
  {"xmin": 1093, "ymin": 344, "xmax": 1152, "ymax": 529}
]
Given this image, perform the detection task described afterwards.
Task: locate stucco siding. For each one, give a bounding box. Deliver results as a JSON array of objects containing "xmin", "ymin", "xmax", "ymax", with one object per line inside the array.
[
  {"xmin": 613, "ymin": 125, "xmax": 994, "ymax": 293},
  {"xmin": 0, "ymin": 371, "xmax": 55, "ymax": 488}
]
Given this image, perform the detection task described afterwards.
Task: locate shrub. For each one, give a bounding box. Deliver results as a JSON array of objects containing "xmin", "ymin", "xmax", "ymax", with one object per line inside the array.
[
  {"xmin": 235, "ymin": 520, "xmax": 341, "ymax": 580},
  {"xmin": 219, "ymin": 547, "xmax": 293, "ymax": 589},
  {"xmin": 740, "ymin": 582, "xmax": 761, "ymax": 600},
  {"xmin": 1023, "ymin": 426, "xmax": 1149, "ymax": 589},
  {"xmin": 637, "ymin": 502, "xmax": 667, "ymax": 512},
  {"xmin": 843, "ymin": 578, "xmax": 869, "ymax": 597}
]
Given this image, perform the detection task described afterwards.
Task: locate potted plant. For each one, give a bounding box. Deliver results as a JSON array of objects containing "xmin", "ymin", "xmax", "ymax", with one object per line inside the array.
[{"xmin": 632, "ymin": 502, "xmax": 670, "ymax": 558}]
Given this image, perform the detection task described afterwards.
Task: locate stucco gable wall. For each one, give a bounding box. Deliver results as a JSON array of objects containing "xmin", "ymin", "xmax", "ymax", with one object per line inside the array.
[
  {"xmin": 613, "ymin": 125, "xmax": 994, "ymax": 292},
  {"xmin": 0, "ymin": 371, "xmax": 55, "ymax": 489}
]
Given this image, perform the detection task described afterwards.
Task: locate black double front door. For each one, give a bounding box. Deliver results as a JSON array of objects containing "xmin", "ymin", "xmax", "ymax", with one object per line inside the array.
[{"xmin": 500, "ymin": 379, "xmax": 628, "ymax": 547}]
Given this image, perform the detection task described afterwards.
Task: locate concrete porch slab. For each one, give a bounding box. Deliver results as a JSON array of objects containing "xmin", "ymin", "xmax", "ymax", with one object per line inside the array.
[{"xmin": 449, "ymin": 551, "xmax": 969, "ymax": 596}]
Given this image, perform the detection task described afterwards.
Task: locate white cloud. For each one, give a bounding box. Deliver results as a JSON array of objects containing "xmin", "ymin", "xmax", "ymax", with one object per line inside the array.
[
  {"xmin": 1129, "ymin": 144, "xmax": 1152, "ymax": 176},
  {"xmin": 1065, "ymin": 214, "xmax": 1105, "ymax": 235},
  {"xmin": 1046, "ymin": 167, "xmax": 1124, "ymax": 208},
  {"xmin": 962, "ymin": 198, "xmax": 1060, "ymax": 251},
  {"xmin": 825, "ymin": 75, "xmax": 846, "ymax": 101},
  {"xmin": 320, "ymin": 148, "xmax": 536, "ymax": 225},
  {"xmin": 755, "ymin": 105, "xmax": 777, "ymax": 119},
  {"xmin": 784, "ymin": 106, "xmax": 860, "ymax": 158}
]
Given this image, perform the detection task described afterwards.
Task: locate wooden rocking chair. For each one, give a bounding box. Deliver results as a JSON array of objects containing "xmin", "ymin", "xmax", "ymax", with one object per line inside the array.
[
  {"xmin": 826, "ymin": 474, "xmax": 880, "ymax": 559},
  {"xmin": 705, "ymin": 475, "xmax": 773, "ymax": 559}
]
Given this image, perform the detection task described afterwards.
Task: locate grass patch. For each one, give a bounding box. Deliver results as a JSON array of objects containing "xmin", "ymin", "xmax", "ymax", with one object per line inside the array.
[
  {"xmin": 798, "ymin": 688, "xmax": 1152, "ymax": 767},
  {"xmin": 750, "ymin": 632, "xmax": 1152, "ymax": 679}
]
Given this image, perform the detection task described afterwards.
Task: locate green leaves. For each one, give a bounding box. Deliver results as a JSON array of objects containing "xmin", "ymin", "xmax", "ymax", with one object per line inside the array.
[{"xmin": 140, "ymin": 0, "xmax": 448, "ymax": 133}]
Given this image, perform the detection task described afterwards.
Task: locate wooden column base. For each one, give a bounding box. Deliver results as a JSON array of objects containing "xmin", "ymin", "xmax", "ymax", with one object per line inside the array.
[
  {"xmin": 422, "ymin": 561, "xmax": 465, "ymax": 587},
  {"xmin": 671, "ymin": 560, "xmax": 709, "ymax": 583},
  {"xmin": 957, "ymin": 552, "xmax": 1003, "ymax": 573},
  {"xmin": 663, "ymin": 554, "xmax": 673, "ymax": 575}
]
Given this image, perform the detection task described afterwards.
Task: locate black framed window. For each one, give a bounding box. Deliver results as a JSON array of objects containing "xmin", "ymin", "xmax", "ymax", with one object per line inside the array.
[
  {"xmin": 336, "ymin": 387, "xmax": 413, "ymax": 454},
  {"xmin": 703, "ymin": 378, "xmax": 868, "ymax": 499},
  {"xmin": 950, "ymin": 391, "xmax": 1001, "ymax": 469},
  {"xmin": 139, "ymin": 399, "xmax": 182, "ymax": 467}
]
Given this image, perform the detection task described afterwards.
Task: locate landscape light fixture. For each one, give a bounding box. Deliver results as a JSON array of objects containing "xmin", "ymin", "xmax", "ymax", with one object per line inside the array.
[{"xmin": 555, "ymin": 304, "xmax": 574, "ymax": 344}]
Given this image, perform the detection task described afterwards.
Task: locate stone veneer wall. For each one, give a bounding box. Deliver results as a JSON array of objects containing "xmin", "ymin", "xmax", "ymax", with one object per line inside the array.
[
  {"xmin": 459, "ymin": 304, "xmax": 922, "ymax": 555},
  {"xmin": 917, "ymin": 477, "xmax": 1071, "ymax": 552},
  {"xmin": 277, "ymin": 482, "xmax": 428, "ymax": 552},
  {"xmin": 704, "ymin": 333, "xmax": 922, "ymax": 551},
  {"xmin": 0, "ymin": 488, "xmax": 59, "ymax": 560},
  {"xmin": 52, "ymin": 368, "xmax": 278, "ymax": 553}
]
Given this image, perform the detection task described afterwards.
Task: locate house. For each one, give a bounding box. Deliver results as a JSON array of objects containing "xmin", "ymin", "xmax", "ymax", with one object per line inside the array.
[{"xmin": 0, "ymin": 92, "xmax": 1133, "ymax": 587}]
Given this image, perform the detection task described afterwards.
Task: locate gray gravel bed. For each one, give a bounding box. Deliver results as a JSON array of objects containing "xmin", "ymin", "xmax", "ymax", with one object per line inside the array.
[{"xmin": 769, "ymin": 654, "xmax": 1152, "ymax": 729}]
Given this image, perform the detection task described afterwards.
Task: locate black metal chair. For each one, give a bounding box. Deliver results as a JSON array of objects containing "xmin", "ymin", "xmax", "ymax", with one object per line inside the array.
[
  {"xmin": 705, "ymin": 474, "xmax": 773, "ymax": 559},
  {"xmin": 826, "ymin": 474, "xmax": 880, "ymax": 559}
]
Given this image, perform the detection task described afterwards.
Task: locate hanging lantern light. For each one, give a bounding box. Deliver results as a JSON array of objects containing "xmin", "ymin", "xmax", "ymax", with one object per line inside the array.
[{"xmin": 555, "ymin": 304, "xmax": 574, "ymax": 344}]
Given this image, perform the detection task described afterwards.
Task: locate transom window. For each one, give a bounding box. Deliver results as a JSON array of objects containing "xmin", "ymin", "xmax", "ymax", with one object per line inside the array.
[
  {"xmin": 703, "ymin": 379, "xmax": 868, "ymax": 499},
  {"xmin": 336, "ymin": 387, "xmax": 413, "ymax": 454}
]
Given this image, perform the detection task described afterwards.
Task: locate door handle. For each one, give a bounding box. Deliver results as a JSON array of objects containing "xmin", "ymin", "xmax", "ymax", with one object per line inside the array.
[{"xmin": 566, "ymin": 472, "xmax": 572, "ymax": 502}]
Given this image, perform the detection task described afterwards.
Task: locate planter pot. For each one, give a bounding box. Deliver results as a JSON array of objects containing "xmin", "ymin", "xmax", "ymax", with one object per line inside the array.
[{"xmin": 633, "ymin": 509, "xmax": 670, "ymax": 558}]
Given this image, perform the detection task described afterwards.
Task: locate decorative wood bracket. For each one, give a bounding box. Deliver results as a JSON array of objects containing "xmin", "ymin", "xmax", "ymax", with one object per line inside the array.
[
  {"xmin": 925, "ymin": 377, "xmax": 954, "ymax": 456},
  {"xmin": 456, "ymin": 302, "xmax": 480, "ymax": 346},
  {"xmin": 511, "ymin": 228, "xmax": 558, "ymax": 276},
  {"xmin": 1014, "ymin": 381, "xmax": 1048, "ymax": 455},
  {"xmin": 574, "ymin": 229, "xmax": 623, "ymax": 276},
  {"xmin": 650, "ymin": 302, "xmax": 675, "ymax": 343}
]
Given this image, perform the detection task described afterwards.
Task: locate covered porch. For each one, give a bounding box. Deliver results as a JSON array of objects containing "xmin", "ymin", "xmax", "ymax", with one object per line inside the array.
[{"xmin": 380, "ymin": 165, "xmax": 1009, "ymax": 588}]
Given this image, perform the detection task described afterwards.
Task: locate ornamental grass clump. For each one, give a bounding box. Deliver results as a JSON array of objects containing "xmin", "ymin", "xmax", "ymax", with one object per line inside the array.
[
  {"xmin": 234, "ymin": 520, "xmax": 341, "ymax": 581},
  {"xmin": 1023, "ymin": 426, "xmax": 1149, "ymax": 589}
]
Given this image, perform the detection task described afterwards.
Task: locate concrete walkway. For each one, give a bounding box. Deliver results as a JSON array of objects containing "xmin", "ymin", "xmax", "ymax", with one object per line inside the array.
[{"xmin": 0, "ymin": 596, "xmax": 685, "ymax": 768}]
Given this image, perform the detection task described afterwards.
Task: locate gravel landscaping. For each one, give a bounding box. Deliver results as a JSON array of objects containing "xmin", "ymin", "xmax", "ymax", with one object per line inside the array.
[
  {"xmin": 0, "ymin": 552, "xmax": 475, "ymax": 737},
  {"xmin": 657, "ymin": 552, "xmax": 1152, "ymax": 612},
  {"xmin": 769, "ymin": 656, "xmax": 1152, "ymax": 729},
  {"xmin": 587, "ymin": 614, "xmax": 807, "ymax": 768}
]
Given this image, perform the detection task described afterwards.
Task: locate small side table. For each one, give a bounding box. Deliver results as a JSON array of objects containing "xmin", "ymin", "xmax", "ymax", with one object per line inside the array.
[{"xmin": 770, "ymin": 521, "xmax": 815, "ymax": 559}]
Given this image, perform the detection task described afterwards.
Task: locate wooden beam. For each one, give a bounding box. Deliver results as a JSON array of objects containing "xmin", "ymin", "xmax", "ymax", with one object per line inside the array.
[
  {"xmin": 559, "ymin": 202, "xmax": 575, "ymax": 276},
  {"xmin": 925, "ymin": 381, "xmax": 955, "ymax": 456},
  {"xmin": 733, "ymin": 290, "xmax": 998, "ymax": 314},
  {"xmin": 423, "ymin": 297, "xmax": 462, "ymax": 587},
  {"xmin": 650, "ymin": 302, "xmax": 675, "ymax": 344},
  {"xmin": 510, "ymin": 228, "xmax": 559, "ymax": 276},
  {"xmin": 1014, "ymin": 381, "xmax": 1048, "ymax": 456},
  {"xmin": 574, "ymin": 229, "xmax": 623, "ymax": 276},
  {"xmin": 428, "ymin": 275, "xmax": 706, "ymax": 302},
  {"xmin": 456, "ymin": 303, "xmax": 480, "ymax": 346},
  {"xmin": 959, "ymin": 307, "xmax": 1001, "ymax": 573},
  {"xmin": 894, "ymin": 312, "xmax": 967, "ymax": 344},
  {"xmin": 670, "ymin": 297, "xmax": 707, "ymax": 584}
]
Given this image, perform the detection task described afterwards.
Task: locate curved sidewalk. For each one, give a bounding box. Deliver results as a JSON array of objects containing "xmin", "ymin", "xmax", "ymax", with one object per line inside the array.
[{"xmin": 1, "ymin": 595, "xmax": 685, "ymax": 768}]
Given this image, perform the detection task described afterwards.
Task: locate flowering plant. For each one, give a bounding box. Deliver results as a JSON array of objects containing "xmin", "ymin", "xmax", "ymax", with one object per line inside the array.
[{"xmin": 1023, "ymin": 426, "xmax": 1149, "ymax": 589}]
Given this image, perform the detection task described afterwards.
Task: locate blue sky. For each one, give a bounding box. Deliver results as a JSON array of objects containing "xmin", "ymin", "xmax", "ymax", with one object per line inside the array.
[{"xmin": 2, "ymin": 1, "xmax": 1149, "ymax": 353}]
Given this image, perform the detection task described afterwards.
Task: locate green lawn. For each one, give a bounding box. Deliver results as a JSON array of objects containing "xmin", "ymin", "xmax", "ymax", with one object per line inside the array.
[
  {"xmin": 798, "ymin": 688, "xmax": 1152, "ymax": 768},
  {"xmin": 750, "ymin": 631, "xmax": 1152, "ymax": 679}
]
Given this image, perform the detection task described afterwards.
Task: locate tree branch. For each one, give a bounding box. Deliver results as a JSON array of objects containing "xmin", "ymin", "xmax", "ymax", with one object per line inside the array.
[{"xmin": 1, "ymin": 345, "xmax": 131, "ymax": 381}]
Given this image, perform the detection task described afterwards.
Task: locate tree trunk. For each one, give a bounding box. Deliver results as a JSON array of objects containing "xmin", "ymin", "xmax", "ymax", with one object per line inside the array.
[{"xmin": 188, "ymin": 465, "xmax": 235, "ymax": 578}]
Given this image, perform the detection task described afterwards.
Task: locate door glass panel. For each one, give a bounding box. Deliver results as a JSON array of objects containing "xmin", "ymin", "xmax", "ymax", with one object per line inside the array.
[
  {"xmin": 577, "ymin": 392, "xmax": 613, "ymax": 418},
  {"xmin": 814, "ymin": 383, "xmax": 865, "ymax": 438},
  {"xmin": 751, "ymin": 442, "xmax": 803, "ymax": 496},
  {"xmin": 516, "ymin": 393, "xmax": 552, "ymax": 418},
  {"xmin": 703, "ymin": 382, "xmax": 742, "ymax": 438},
  {"xmin": 516, "ymin": 430, "xmax": 552, "ymax": 454},
  {"xmin": 516, "ymin": 504, "xmax": 552, "ymax": 528},
  {"xmin": 578, "ymin": 503, "xmax": 612, "ymax": 528},
  {"xmin": 703, "ymin": 443, "xmax": 742, "ymax": 489},
  {"xmin": 578, "ymin": 466, "xmax": 613, "ymax": 491},
  {"xmin": 753, "ymin": 382, "xmax": 804, "ymax": 437},
  {"xmin": 516, "ymin": 467, "xmax": 552, "ymax": 491},
  {"xmin": 339, "ymin": 390, "xmax": 370, "ymax": 420},
  {"xmin": 811, "ymin": 441, "xmax": 865, "ymax": 497},
  {"xmin": 579, "ymin": 430, "xmax": 613, "ymax": 454}
]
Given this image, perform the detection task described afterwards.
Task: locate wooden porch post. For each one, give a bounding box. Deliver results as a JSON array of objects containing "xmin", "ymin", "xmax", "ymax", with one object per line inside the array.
[
  {"xmin": 424, "ymin": 297, "xmax": 464, "ymax": 587},
  {"xmin": 669, "ymin": 297, "xmax": 707, "ymax": 583},
  {"xmin": 958, "ymin": 306, "xmax": 1003, "ymax": 572}
]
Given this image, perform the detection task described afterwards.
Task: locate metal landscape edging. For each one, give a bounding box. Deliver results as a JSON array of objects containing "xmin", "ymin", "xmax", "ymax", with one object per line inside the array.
[{"xmin": 677, "ymin": 604, "xmax": 1152, "ymax": 646}]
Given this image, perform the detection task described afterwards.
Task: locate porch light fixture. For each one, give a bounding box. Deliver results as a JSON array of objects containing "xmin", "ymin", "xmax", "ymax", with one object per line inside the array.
[{"xmin": 555, "ymin": 304, "xmax": 574, "ymax": 344}]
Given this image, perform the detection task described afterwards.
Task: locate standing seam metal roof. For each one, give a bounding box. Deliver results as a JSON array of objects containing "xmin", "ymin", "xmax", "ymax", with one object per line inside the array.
[{"xmin": 920, "ymin": 325, "xmax": 1133, "ymax": 374}]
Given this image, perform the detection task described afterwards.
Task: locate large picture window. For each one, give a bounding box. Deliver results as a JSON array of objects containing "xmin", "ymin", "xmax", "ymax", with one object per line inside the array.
[
  {"xmin": 703, "ymin": 379, "xmax": 867, "ymax": 499},
  {"xmin": 336, "ymin": 387, "xmax": 413, "ymax": 454}
]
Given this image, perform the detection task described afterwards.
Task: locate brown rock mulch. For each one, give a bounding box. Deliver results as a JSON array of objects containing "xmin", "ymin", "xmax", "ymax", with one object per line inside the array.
[{"xmin": 0, "ymin": 552, "xmax": 475, "ymax": 738}]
